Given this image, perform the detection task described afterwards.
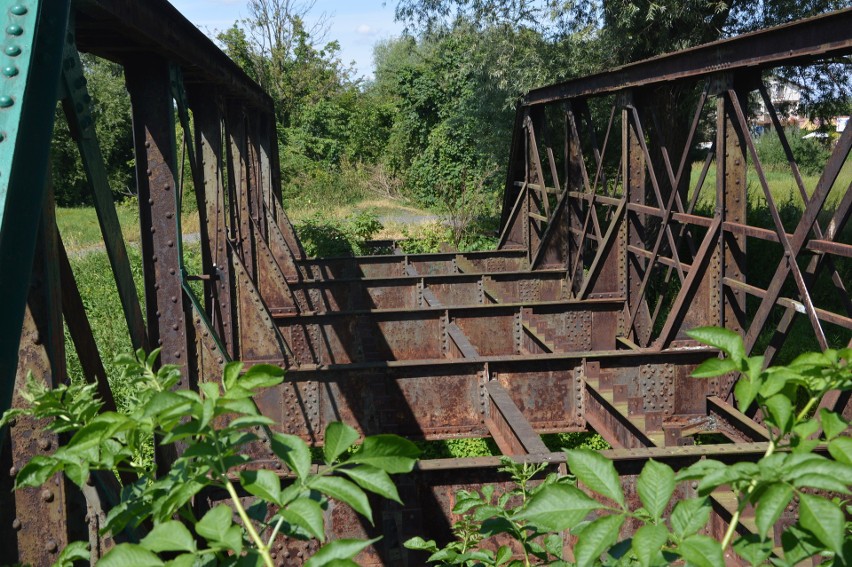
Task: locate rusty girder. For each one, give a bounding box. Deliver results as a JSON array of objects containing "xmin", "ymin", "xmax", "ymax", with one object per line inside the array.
[{"xmin": 1, "ymin": 1, "xmax": 851, "ymax": 565}]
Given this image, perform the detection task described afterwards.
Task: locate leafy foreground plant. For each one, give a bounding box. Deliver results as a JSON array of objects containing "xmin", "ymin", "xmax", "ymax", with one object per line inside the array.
[
  {"xmin": 0, "ymin": 350, "xmax": 420, "ymax": 566},
  {"xmin": 406, "ymin": 328, "xmax": 852, "ymax": 566}
]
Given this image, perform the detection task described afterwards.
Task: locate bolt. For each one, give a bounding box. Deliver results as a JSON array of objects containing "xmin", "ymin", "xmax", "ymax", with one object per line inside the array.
[
  {"xmin": 12, "ymin": 518, "xmax": 21, "ymax": 530},
  {"xmin": 0, "ymin": 95, "xmax": 13, "ymax": 107},
  {"xmin": 2, "ymin": 66, "xmax": 18, "ymax": 77},
  {"xmin": 10, "ymin": 5, "xmax": 28, "ymax": 15},
  {"xmin": 41, "ymin": 489, "xmax": 53, "ymax": 502},
  {"xmin": 46, "ymin": 540, "xmax": 58, "ymax": 553},
  {"xmin": 9, "ymin": 466, "xmax": 17, "ymax": 477},
  {"xmin": 5, "ymin": 45, "xmax": 21, "ymax": 56},
  {"xmin": 6, "ymin": 24, "xmax": 23, "ymax": 36}
]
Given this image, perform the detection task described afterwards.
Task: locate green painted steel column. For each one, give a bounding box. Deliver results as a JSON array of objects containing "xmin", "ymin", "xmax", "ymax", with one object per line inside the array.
[{"xmin": 0, "ymin": 0, "xmax": 71, "ymax": 414}]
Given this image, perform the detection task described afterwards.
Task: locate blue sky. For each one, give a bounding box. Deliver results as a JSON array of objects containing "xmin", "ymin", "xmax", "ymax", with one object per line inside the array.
[{"xmin": 169, "ymin": 0, "xmax": 404, "ymax": 79}]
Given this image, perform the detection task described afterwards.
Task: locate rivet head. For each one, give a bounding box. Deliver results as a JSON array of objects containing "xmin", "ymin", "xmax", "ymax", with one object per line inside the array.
[
  {"xmin": 10, "ymin": 5, "xmax": 27, "ymax": 15},
  {"xmin": 46, "ymin": 540, "xmax": 58, "ymax": 553},
  {"xmin": 38, "ymin": 438, "xmax": 50, "ymax": 451},
  {"xmin": 41, "ymin": 489, "xmax": 53, "ymax": 502},
  {"xmin": 4, "ymin": 45, "xmax": 20, "ymax": 56},
  {"xmin": 9, "ymin": 465, "xmax": 17, "ymax": 477},
  {"xmin": 2, "ymin": 65, "xmax": 18, "ymax": 77},
  {"xmin": 6, "ymin": 25, "xmax": 23, "ymax": 36},
  {"xmin": 11, "ymin": 518, "xmax": 21, "ymax": 530},
  {"xmin": 0, "ymin": 95, "xmax": 13, "ymax": 107}
]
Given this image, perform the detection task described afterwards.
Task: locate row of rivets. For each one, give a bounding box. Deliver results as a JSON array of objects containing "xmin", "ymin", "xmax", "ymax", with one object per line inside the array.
[{"xmin": 1, "ymin": 3, "xmax": 27, "ymax": 108}]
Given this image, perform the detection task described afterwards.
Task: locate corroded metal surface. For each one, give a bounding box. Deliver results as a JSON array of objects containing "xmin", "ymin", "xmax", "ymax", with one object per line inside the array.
[{"xmin": 1, "ymin": 2, "xmax": 850, "ymax": 564}]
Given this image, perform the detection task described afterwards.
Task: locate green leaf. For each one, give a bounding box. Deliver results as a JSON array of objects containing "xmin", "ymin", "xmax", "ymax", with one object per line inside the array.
[
  {"xmin": 670, "ymin": 498, "xmax": 711, "ymax": 540},
  {"xmin": 792, "ymin": 473, "xmax": 850, "ymax": 494},
  {"xmin": 346, "ymin": 435, "xmax": 420, "ymax": 473},
  {"xmin": 240, "ymin": 470, "xmax": 282, "ymax": 506},
  {"xmin": 732, "ymin": 534, "xmax": 773, "ymax": 566},
  {"xmin": 215, "ymin": 525, "xmax": 244, "ymax": 554},
  {"xmin": 196, "ymin": 504, "xmax": 233, "ymax": 543},
  {"xmin": 543, "ymin": 534, "xmax": 563, "ymax": 560},
  {"xmin": 279, "ymin": 497, "xmax": 326, "ymax": 541},
  {"xmin": 637, "ymin": 460, "xmax": 675, "ymax": 521},
  {"xmin": 799, "ymin": 493, "xmax": 844, "ymax": 554},
  {"xmin": 427, "ymin": 548, "xmax": 459, "ymax": 562},
  {"xmin": 632, "ymin": 524, "xmax": 669, "ymax": 567},
  {"xmin": 697, "ymin": 462, "xmax": 758, "ymax": 495},
  {"xmin": 311, "ymin": 476, "xmax": 372, "ymax": 523},
  {"xmin": 304, "ymin": 537, "xmax": 381, "ymax": 567},
  {"xmin": 163, "ymin": 554, "xmax": 196, "ymax": 567},
  {"xmin": 140, "ymin": 520, "xmax": 197, "ymax": 553},
  {"xmin": 495, "ymin": 545, "xmax": 513, "ymax": 565},
  {"xmin": 403, "ymin": 537, "xmax": 438, "ymax": 552},
  {"xmin": 229, "ymin": 415, "xmax": 275, "ymax": 429},
  {"xmin": 566, "ymin": 449, "xmax": 624, "ymax": 506},
  {"xmin": 820, "ymin": 409, "xmax": 848, "ymax": 440},
  {"xmin": 13, "ymin": 455, "xmax": 60, "ymax": 488},
  {"xmin": 142, "ymin": 391, "xmax": 192, "ymax": 420},
  {"xmin": 52, "ymin": 540, "xmax": 90, "ymax": 567},
  {"xmin": 754, "ymin": 483, "xmax": 793, "ymax": 539},
  {"xmin": 734, "ymin": 379, "xmax": 760, "ymax": 413},
  {"xmin": 677, "ymin": 534, "xmax": 723, "ymax": 567},
  {"xmin": 674, "ymin": 460, "xmax": 725, "ymax": 482},
  {"xmin": 453, "ymin": 496, "xmax": 484, "ymax": 514},
  {"xmin": 829, "ymin": 436, "xmax": 852, "ymax": 465},
  {"xmin": 764, "ymin": 394, "xmax": 792, "ymax": 433},
  {"xmin": 223, "ymin": 361, "xmax": 244, "ymax": 391},
  {"xmin": 573, "ymin": 513, "xmax": 625, "ymax": 567},
  {"xmin": 271, "ymin": 432, "xmax": 312, "ymax": 480},
  {"xmin": 781, "ymin": 523, "xmax": 824, "ymax": 565},
  {"xmin": 324, "ymin": 422, "xmax": 360, "ymax": 465},
  {"xmin": 99, "ymin": 544, "xmax": 165, "ymax": 567},
  {"xmin": 687, "ymin": 327, "xmax": 745, "ymax": 362},
  {"xmin": 339, "ymin": 465, "xmax": 401, "ymax": 503},
  {"xmin": 239, "ymin": 364, "xmax": 285, "ymax": 389},
  {"xmin": 515, "ymin": 484, "xmax": 602, "ymax": 531},
  {"xmin": 691, "ymin": 357, "xmax": 738, "ymax": 378}
]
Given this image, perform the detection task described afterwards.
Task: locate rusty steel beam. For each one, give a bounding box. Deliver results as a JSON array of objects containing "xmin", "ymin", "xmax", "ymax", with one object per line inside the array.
[
  {"xmin": 485, "ymin": 382, "xmax": 551, "ymax": 455},
  {"xmin": 524, "ymin": 8, "xmax": 852, "ymax": 106},
  {"xmin": 75, "ymin": 0, "xmax": 271, "ymax": 110},
  {"xmin": 2, "ymin": 194, "xmax": 85, "ymax": 566}
]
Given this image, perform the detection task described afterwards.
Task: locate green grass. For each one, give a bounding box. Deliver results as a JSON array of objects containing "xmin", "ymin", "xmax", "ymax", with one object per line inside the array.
[
  {"xmin": 57, "ymin": 204, "xmax": 200, "ymax": 253},
  {"xmin": 688, "ymin": 159, "xmax": 852, "ymax": 214},
  {"xmin": 63, "ymin": 240, "xmax": 203, "ymax": 405}
]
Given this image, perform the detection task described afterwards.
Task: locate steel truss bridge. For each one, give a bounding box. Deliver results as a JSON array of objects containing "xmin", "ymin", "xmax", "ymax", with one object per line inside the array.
[{"xmin": 0, "ymin": 1, "xmax": 850, "ymax": 564}]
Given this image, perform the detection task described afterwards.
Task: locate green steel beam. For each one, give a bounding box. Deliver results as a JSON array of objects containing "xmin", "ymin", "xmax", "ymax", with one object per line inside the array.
[
  {"xmin": 0, "ymin": 0, "xmax": 71, "ymax": 414},
  {"xmin": 60, "ymin": 29, "xmax": 148, "ymax": 352}
]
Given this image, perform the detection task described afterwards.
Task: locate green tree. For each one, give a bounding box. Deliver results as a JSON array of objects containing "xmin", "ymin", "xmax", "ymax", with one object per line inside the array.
[{"xmin": 51, "ymin": 54, "xmax": 133, "ymax": 206}]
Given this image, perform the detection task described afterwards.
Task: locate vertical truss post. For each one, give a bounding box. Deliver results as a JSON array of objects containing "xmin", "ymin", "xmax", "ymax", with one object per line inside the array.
[
  {"xmin": 126, "ymin": 58, "xmax": 192, "ymax": 470},
  {"xmin": 0, "ymin": 0, "xmax": 70, "ymax": 414},
  {"xmin": 189, "ymin": 89, "xmax": 238, "ymax": 358},
  {"xmin": 717, "ymin": 83, "xmax": 748, "ymax": 335},
  {"xmin": 126, "ymin": 58, "xmax": 189, "ymax": 372},
  {"xmin": 565, "ymin": 102, "xmax": 586, "ymax": 293},
  {"xmin": 2, "ymin": 191, "xmax": 84, "ymax": 566},
  {"xmin": 623, "ymin": 94, "xmax": 652, "ymax": 346},
  {"xmin": 227, "ymin": 103, "xmax": 256, "ymax": 280}
]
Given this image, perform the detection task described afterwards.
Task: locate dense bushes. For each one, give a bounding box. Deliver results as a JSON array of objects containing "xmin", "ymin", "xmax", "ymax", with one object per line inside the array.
[{"xmin": 754, "ymin": 126, "xmax": 832, "ymax": 175}]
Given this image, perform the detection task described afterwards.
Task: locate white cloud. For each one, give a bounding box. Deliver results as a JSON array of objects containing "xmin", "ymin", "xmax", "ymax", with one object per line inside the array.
[{"xmin": 356, "ymin": 24, "xmax": 375, "ymax": 35}]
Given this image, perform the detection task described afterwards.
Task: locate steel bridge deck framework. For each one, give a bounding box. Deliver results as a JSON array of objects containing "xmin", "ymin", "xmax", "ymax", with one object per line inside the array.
[{"xmin": 0, "ymin": 1, "xmax": 850, "ymax": 564}]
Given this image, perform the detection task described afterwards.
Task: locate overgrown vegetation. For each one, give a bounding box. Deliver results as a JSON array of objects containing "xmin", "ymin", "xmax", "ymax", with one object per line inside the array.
[
  {"xmin": 405, "ymin": 329, "xmax": 852, "ymax": 566},
  {"xmin": 2, "ymin": 351, "xmax": 420, "ymax": 566}
]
